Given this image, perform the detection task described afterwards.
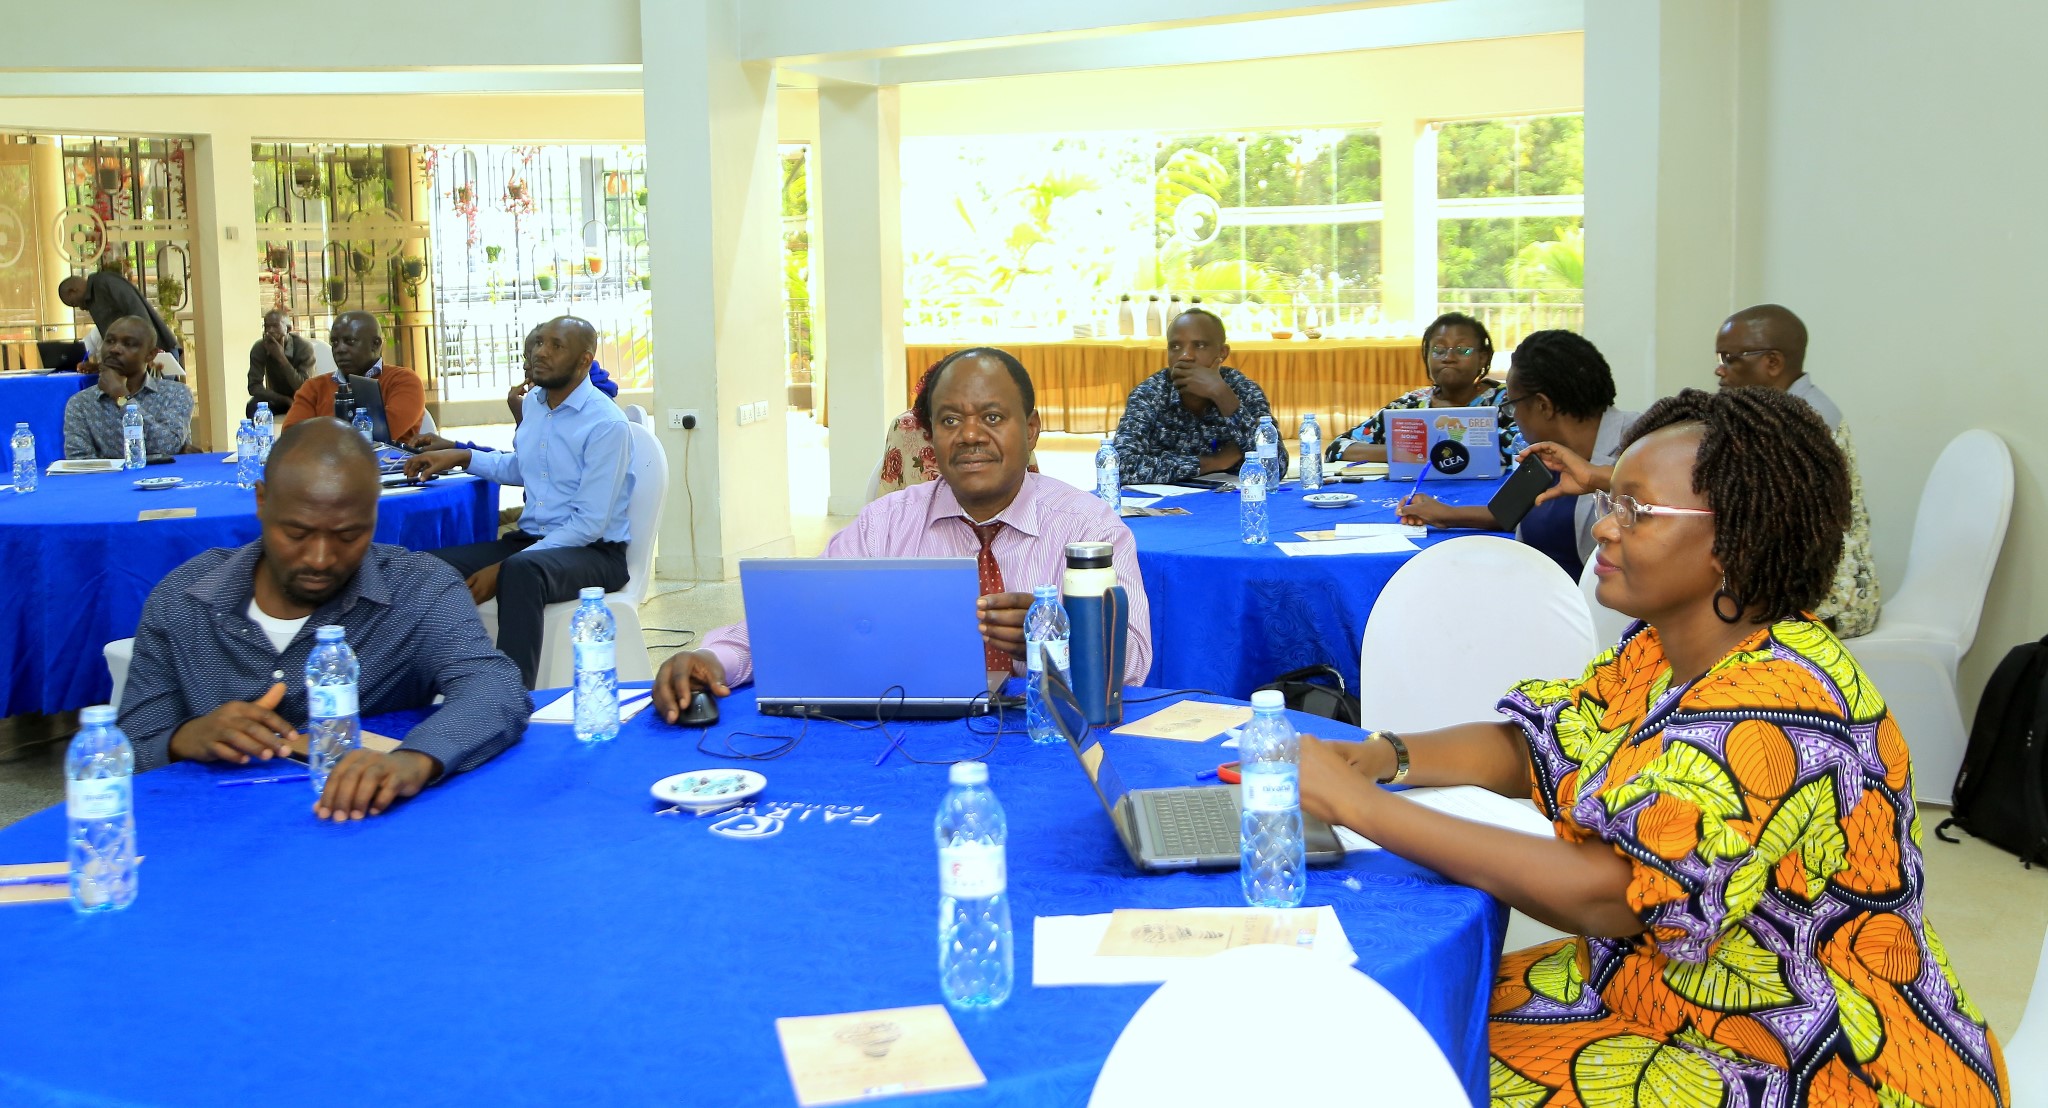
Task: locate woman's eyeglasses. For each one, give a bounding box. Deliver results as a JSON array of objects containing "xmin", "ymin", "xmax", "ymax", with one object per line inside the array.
[
  {"xmin": 1429, "ymin": 345, "xmax": 1479, "ymax": 359},
  {"xmin": 1593, "ymin": 490, "xmax": 1715, "ymax": 529},
  {"xmin": 1499, "ymin": 392, "xmax": 1539, "ymax": 419}
]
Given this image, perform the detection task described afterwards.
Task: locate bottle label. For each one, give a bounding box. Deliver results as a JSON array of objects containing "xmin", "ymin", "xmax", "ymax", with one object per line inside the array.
[
  {"xmin": 1026, "ymin": 637, "xmax": 1069, "ymax": 675},
  {"xmin": 308, "ymin": 683, "xmax": 358, "ymax": 720},
  {"xmin": 67, "ymin": 777, "xmax": 130, "ymax": 821},
  {"xmin": 1241, "ymin": 766, "xmax": 1299, "ymax": 813},
  {"xmin": 1096, "ymin": 467, "xmax": 1119, "ymax": 500},
  {"xmin": 1241, "ymin": 479, "xmax": 1265, "ymax": 504},
  {"xmin": 576, "ymin": 640, "xmax": 617, "ymax": 674},
  {"xmin": 940, "ymin": 842, "xmax": 1006, "ymax": 899}
]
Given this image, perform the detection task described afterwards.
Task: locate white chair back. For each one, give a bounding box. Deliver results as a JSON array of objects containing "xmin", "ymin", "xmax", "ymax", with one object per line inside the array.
[
  {"xmin": 2010, "ymin": 923, "xmax": 2048, "ymax": 1108},
  {"xmin": 1358, "ymin": 536, "xmax": 1596, "ymax": 732},
  {"xmin": 416, "ymin": 407, "xmax": 437, "ymax": 435},
  {"xmin": 309, "ymin": 339, "xmax": 340, "ymax": 379},
  {"xmin": 104, "ymin": 638, "xmax": 135, "ymax": 711},
  {"xmin": 1089, "ymin": 944, "xmax": 1465, "ymax": 1107},
  {"xmin": 1579, "ymin": 552, "xmax": 1634, "ymax": 651},
  {"xmin": 623, "ymin": 403, "xmax": 650, "ymax": 428},
  {"xmin": 862, "ymin": 455, "xmax": 883, "ymax": 505},
  {"xmin": 1878, "ymin": 429, "xmax": 2011, "ymax": 650},
  {"xmin": 618, "ymin": 420, "xmax": 668, "ymax": 606}
]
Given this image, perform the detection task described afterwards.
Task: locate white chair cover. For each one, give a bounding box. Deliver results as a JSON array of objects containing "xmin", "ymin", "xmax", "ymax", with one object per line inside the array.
[
  {"xmin": 623, "ymin": 404, "xmax": 650, "ymax": 428},
  {"xmin": 1578, "ymin": 551, "xmax": 1634, "ymax": 652},
  {"xmin": 104, "ymin": 638, "xmax": 135, "ymax": 711},
  {"xmin": 2008, "ymin": 924, "xmax": 2048, "ymax": 1108}
]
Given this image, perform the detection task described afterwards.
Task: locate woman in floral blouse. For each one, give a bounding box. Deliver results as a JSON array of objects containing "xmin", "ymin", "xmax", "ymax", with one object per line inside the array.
[
  {"xmin": 1330, "ymin": 311, "xmax": 1518, "ymax": 466},
  {"xmin": 1300, "ymin": 387, "xmax": 2006, "ymax": 1107}
]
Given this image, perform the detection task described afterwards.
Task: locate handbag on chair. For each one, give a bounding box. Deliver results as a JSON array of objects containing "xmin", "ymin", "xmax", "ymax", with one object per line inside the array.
[{"xmin": 1254, "ymin": 664, "xmax": 1361, "ymax": 727}]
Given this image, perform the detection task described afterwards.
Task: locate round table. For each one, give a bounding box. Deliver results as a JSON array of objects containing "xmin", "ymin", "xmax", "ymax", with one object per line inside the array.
[
  {"xmin": 0, "ymin": 372, "xmax": 94, "ymax": 471},
  {"xmin": 0, "ymin": 454, "xmax": 497, "ymax": 717},
  {"xmin": 1126, "ymin": 475, "xmax": 1509, "ymax": 698},
  {"xmin": 0, "ymin": 687, "xmax": 1501, "ymax": 1106}
]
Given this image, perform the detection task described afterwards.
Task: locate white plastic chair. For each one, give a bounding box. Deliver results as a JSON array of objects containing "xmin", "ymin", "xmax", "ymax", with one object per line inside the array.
[
  {"xmin": 1358, "ymin": 535, "xmax": 1597, "ymax": 733},
  {"xmin": 1579, "ymin": 552, "xmax": 1634, "ymax": 650},
  {"xmin": 479, "ymin": 420, "xmax": 667, "ymax": 688},
  {"xmin": 862, "ymin": 455, "xmax": 884, "ymax": 504},
  {"xmin": 1847, "ymin": 430, "xmax": 2012, "ymax": 804},
  {"xmin": 2008, "ymin": 924, "xmax": 2048, "ymax": 1108},
  {"xmin": 417, "ymin": 407, "xmax": 438, "ymax": 435},
  {"xmin": 310, "ymin": 339, "xmax": 339, "ymax": 379},
  {"xmin": 104, "ymin": 638, "xmax": 135, "ymax": 710},
  {"xmin": 1089, "ymin": 944, "xmax": 1466, "ymax": 1107},
  {"xmin": 623, "ymin": 403, "xmax": 650, "ymax": 428}
]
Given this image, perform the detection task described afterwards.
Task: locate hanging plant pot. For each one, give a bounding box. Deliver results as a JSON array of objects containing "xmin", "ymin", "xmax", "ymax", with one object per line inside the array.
[
  {"xmin": 535, "ymin": 273, "xmax": 555, "ymax": 292},
  {"xmin": 484, "ymin": 244, "xmax": 502, "ymax": 263},
  {"xmin": 604, "ymin": 171, "xmax": 628, "ymax": 197},
  {"xmin": 154, "ymin": 275, "xmax": 184, "ymax": 313},
  {"xmin": 505, "ymin": 181, "xmax": 527, "ymax": 203},
  {"xmin": 323, "ymin": 277, "xmax": 348, "ymax": 304},
  {"xmin": 349, "ymin": 250, "xmax": 373, "ymax": 275},
  {"xmin": 634, "ymin": 187, "xmax": 648, "ymax": 209},
  {"xmin": 584, "ymin": 255, "xmax": 604, "ymax": 277},
  {"xmin": 636, "ymin": 273, "xmax": 651, "ymax": 291},
  {"xmin": 399, "ymin": 258, "xmax": 425, "ymax": 282},
  {"xmin": 96, "ymin": 166, "xmax": 121, "ymax": 192},
  {"xmin": 292, "ymin": 163, "xmax": 320, "ymax": 191},
  {"xmin": 265, "ymin": 246, "xmax": 290, "ymax": 270}
]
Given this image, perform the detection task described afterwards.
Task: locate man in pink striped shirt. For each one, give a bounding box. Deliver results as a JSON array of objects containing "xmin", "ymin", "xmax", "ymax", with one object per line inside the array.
[{"xmin": 653, "ymin": 348, "xmax": 1152, "ymax": 722}]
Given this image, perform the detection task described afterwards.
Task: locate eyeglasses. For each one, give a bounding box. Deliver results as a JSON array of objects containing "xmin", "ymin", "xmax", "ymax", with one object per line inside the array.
[
  {"xmin": 1716, "ymin": 348, "xmax": 1777, "ymax": 367},
  {"xmin": 1498, "ymin": 392, "xmax": 1539, "ymax": 419},
  {"xmin": 1592, "ymin": 490, "xmax": 1715, "ymax": 529},
  {"xmin": 1429, "ymin": 345, "xmax": 1478, "ymax": 359}
]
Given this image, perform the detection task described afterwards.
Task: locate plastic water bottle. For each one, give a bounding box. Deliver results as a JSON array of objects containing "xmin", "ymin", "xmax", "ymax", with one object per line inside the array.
[
  {"xmin": 1240, "ymin": 689, "xmax": 1305, "ymax": 908},
  {"xmin": 1023, "ymin": 584, "xmax": 1071, "ymax": 744},
  {"xmin": 1299, "ymin": 413, "xmax": 1323, "ymax": 491},
  {"xmin": 571, "ymin": 586, "xmax": 619, "ymax": 742},
  {"xmin": 937, "ymin": 761, "xmax": 1013, "ymax": 1009},
  {"xmin": 1094, "ymin": 437, "xmax": 1120, "ymax": 513},
  {"xmin": 67, "ymin": 705, "xmax": 137, "ymax": 913},
  {"xmin": 10, "ymin": 423, "xmax": 35, "ymax": 494},
  {"xmin": 1239, "ymin": 452, "xmax": 1268, "ymax": 545},
  {"xmin": 121, "ymin": 399, "xmax": 145, "ymax": 469},
  {"xmin": 1255, "ymin": 415, "xmax": 1282, "ymax": 492},
  {"xmin": 350, "ymin": 404, "xmax": 374, "ymax": 443},
  {"xmin": 235, "ymin": 419, "xmax": 259, "ymax": 489},
  {"xmin": 305, "ymin": 625, "xmax": 361, "ymax": 791},
  {"xmin": 252, "ymin": 405, "xmax": 275, "ymax": 462}
]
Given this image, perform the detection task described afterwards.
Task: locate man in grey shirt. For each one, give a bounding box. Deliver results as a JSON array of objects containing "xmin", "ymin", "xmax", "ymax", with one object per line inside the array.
[
  {"xmin": 58, "ymin": 271, "xmax": 179, "ymax": 363},
  {"xmin": 62, "ymin": 316, "xmax": 193, "ymax": 459},
  {"xmin": 248, "ymin": 308, "xmax": 316, "ymax": 417}
]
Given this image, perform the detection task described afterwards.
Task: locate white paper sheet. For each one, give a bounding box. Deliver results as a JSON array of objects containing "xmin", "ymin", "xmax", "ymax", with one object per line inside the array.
[
  {"xmin": 1333, "ymin": 523, "xmax": 1426, "ymax": 539},
  {"xmin": 530, "ymin": 686, "xmax": 654, "ymax": 723},
  {"xmin": 1124, "ymin": 484, "xmax": 1205, "ymax": 498},
  {"xmin": 1332, "ymin": 785, "xmax": 1556, "ymax": 851},
  {"xmin": 1031, "ymin": 906, "xmax": 1356, "ymax": 986},
  {"xmin": 1119, "ymin": 496, "xmax": 1161, "ymax": 510},
  {"xmin": 46, "ymin": 458, "xmax": 123, "ymax": 474},
  {"xmin": 1274, "ymin": 536, "xmax": 1419, "ymax": 557}
]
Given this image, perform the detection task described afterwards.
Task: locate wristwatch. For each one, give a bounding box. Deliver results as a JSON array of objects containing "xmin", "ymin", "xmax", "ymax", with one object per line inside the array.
[{"xmin": 1370, "ymin": 730, "xmax": 1410, "ymax": 784}]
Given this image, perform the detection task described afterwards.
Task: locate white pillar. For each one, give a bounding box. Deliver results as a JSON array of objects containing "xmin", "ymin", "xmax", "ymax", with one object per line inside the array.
[
  {"xmin": 814, "ymin": 81, "xmax": 904, "ymax": 518},
  {"xmin": 1376, "ymin": 116, "xmax": 1421, "ymax": 328},
  {"xmin": 188, "ymin": 130, "xmax": 261, "ymax": 451},
  {"xmin": 640, "ymin": 0, "xmax": 794, "ymax": 580},
  {"xmin": 1408, "ymin": 122, "xmax": 1439, "ymax": 329}
]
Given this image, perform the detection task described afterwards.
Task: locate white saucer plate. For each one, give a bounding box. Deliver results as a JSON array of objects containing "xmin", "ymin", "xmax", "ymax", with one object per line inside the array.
[
  {"xmin": 1304, "ymin": 492, "xmax": 1358, "ymax": 509},
  {"xmin": 652, "ymin": 769, "xmax": 767, "ymax": 811}
]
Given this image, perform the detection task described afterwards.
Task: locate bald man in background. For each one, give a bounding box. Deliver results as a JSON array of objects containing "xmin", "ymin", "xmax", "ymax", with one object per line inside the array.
[
  {"xmin": 119, "ymin": 419, "xmax": 527, "ymax": 821},
  {"xmin": 284, "ymin": 311, "xmax": 426, "ymax": 442}
]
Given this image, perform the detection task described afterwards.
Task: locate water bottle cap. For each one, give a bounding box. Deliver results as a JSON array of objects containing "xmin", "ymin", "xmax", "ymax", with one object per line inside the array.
[
  {"xmin": 1250, "ymin": 690, "xmax": 1285, "ymax": 711},
  {"xmin": 579, "ymin": 586, "xmax": 606, "ymax": 600},
  {"xmin": 239, "ymin": 418, "xmax": 253, "ymax": 428},
  {"xmin": 1032, "ymin": 583, "xmax": 1059, "ymax": 599},
  {"xmin": 13, "ymin": 422, "xmax": 25, "ymax": 430},
  {"xmin": 79, "ymin": 704, "xmax": 116, "ymax": 725},
  {"xmin": 949, "ymin": 761, "xmax": 989, "ymax": 786},
  {"xmin": 314, "ymin": 624, "xmax": 345, "ymax": 642},
  {"xmin": 1063, "ymin": 541, "xmax": 1113, "ymax": 569}
]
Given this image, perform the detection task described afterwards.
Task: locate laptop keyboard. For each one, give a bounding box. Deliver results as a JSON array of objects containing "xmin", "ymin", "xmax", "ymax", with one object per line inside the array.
[{"xmin": 1148, "ymin": 789, "xmax": 1240, "ymax": 856}]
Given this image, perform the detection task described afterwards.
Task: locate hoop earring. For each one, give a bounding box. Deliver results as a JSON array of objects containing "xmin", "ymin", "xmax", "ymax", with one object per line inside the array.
[{"xmin": 1712, "ymin": 574, "xmax": 1743, "ymax": 624}]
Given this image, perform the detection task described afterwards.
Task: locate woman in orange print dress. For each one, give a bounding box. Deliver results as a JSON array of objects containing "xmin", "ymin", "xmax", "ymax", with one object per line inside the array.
[{"xmin": 1298, "ymin": 387, "xmax": 2007, "ymax": 1107}]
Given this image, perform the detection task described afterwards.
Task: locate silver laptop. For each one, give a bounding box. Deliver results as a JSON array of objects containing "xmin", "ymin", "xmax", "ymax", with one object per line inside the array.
[
  {"xmin": 741, "ymin": 557, "xmax": 1004, "ymax": 719},
  {"xmin": 1042, "ymin": 662, "xmax": 1345, "ymax": 871}
]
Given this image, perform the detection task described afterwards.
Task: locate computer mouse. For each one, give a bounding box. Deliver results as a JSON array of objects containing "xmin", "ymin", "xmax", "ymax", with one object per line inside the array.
[{"xmin": 677, "ymin": 691, "xmax": 720, "ymax": 728}]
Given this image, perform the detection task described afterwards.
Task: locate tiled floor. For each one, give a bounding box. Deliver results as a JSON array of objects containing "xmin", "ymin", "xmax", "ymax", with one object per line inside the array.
[{"xmin": 3, "ymin": 415, "xmax": 2041, "ymax": 1045}]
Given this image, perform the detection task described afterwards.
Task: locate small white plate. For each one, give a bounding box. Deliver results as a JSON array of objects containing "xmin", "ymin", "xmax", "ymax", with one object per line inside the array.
[
  {"xmin": 652, "ymin": 769, "xmax": 766, "ymax": 811},
  {"xmin": 134, "ymin": 476, "xmax": 183, "ymax": 491},
  {"xmin": 1304, "ymin": 492, "xmax": 1357, "ymax": 509}
]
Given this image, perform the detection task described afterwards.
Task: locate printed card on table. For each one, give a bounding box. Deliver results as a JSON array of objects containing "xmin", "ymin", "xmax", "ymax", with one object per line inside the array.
[
  {"xmin": 0, "ymin": 861, "xmax": 70, "ymax": 906},
  {"xmin": 1093, "ymin": 908, "xmax": 1319, "ymax": 959},
  {"xmin": 1111, "ymin": 701, "xmax": 1252, "ymax": 743},
  {"xmin": 775, "ymin": 1004, "xmax": 986, "ymax": 1107},
  {"xmin": 137, "ymin": 507, "xmax": 197, "ymax": 521}
]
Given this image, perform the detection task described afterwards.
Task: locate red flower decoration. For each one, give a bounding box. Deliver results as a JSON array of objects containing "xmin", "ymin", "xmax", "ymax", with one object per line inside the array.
[
  {"xmin": 915, "ymin": 446, "xmax": 940, "ymax": 481},
  {"xmin": 880, "ymin": 448, "xmax": 904, "ymax": 484}
]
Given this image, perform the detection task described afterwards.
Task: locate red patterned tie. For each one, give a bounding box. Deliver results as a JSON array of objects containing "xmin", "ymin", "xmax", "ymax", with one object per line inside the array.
[{"xmin": 972, "ymin": 522, "xmax": 1010, "ymax": 672}]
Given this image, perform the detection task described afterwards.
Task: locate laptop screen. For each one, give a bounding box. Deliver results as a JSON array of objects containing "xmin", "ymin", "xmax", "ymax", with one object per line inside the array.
[{"xmin": 1044, "ymin": 662, "xmax": 1129, "ymax": 819}]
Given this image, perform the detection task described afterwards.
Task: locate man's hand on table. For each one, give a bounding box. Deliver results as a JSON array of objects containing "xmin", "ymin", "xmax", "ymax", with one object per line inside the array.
[
  {"xmin": 1198, "ymin": 442, "xmax": 1245, "ymax": 475},
  {"xmin": 401, "ymin": 447, "xmax": 470, "ymax": 483},
  {"xmin": 653, "ymin": 649, "xmax": 731, "ymax": 723},
  {"xmin": 977, "ymin": 591, "xmax": 1034, "ymax": 660},
  {"xmin": 314, "ymin": 749, "xmax": 438, "ymax": 821},
  {"xmin": 168, "ymin": 682, "xmax": 294, "ymax": 765}
]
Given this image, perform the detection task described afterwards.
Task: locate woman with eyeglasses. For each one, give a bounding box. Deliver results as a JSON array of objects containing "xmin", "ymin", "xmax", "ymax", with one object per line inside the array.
[
  {"xmin": 1300, "ymin": 387, "xmax": 2008, "ymax": 1107},
  {"xmin": 1396, "ymin": 329, "xmax": 1638, "ymax": 577},
  {"xmin": 1327, "ymin": 312, "xmax": 1518, "ymax": 465}
]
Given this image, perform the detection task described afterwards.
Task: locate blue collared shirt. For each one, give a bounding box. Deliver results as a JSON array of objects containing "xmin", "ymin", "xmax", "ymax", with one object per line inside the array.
[
  {"xmin": 120, "ymin": 541, "xmax": 529, "ymax": 776},
  {"xmin": 464, "ymin": 376, "xmax": 632, "ymax": 551}
]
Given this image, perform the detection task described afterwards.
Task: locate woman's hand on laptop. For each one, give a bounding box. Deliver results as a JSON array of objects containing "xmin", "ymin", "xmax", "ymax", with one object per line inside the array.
[
  {"xmin": 976, "ymin": 592, "xmax": 1034, "ymax": 660},
  {"xmin": 654, "ymin": 649, "xmax": 730, "ymax": 724}
]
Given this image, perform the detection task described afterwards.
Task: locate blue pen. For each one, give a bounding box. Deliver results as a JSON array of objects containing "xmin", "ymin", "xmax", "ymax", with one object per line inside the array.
[
  {"xmin": 0, "ymin": 873, "xmax": 67, "ymax": 888},
  {"xmin": 217, "ymin": 772, "xmax": 311, "ymax": 788},
  {"xmin": 1195, "ymin": 768, "xmax": 1220, "ymax": 782},
  {"xmin": 1403, "ymin": 459, "xmax": 1431, "ymax": 516}
]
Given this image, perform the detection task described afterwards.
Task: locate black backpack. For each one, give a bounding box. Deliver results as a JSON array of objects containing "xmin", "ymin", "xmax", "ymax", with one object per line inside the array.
[
  {"xmin": 1254, "ymin": 664, "xmax": 1362, "ymax": 728},
  {"xmin": 1935, "ymin": 634, "xmax": 2048, "ymax": 866}
]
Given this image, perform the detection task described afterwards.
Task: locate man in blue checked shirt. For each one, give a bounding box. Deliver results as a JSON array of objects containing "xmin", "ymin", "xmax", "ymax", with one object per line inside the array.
[
  {"xmin": 119, "ymin": 419, "xmax": 527, "ymax": 821},
  {"xmin": 405, "ymin": 315, "xmax": 634, "ymax": 688}
]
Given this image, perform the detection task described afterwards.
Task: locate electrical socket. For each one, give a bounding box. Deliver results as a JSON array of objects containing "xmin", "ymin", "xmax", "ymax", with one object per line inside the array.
[
  {"xmin": 752, "ymin": 401, "xmax": 771, "ymax": 422},
  {"xmin": 667, "ymin": 408, "xmax": 700, "ymax": 430}
]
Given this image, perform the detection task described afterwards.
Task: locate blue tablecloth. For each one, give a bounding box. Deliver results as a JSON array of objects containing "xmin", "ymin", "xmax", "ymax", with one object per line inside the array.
[
  {"xmin": 0, "ymin": 454, "xmax": 496, "ymax": 717},
  {"xmin": 0, "ymin": 372, "xmax": 93, "ymax": 471},
  {"xmin": 1127, "ymin": 475, "xmax": 1510, "ymax": 698},
  {"xmin": 0, "ymin": 687, "xmax": 1502, "ymax": 1106}
]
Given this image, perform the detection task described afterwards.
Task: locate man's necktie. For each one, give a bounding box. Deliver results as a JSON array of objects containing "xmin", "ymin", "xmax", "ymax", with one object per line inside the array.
[{"xmin": 972, "ymin": 522, "xmax": 1010, "ymax": 672}]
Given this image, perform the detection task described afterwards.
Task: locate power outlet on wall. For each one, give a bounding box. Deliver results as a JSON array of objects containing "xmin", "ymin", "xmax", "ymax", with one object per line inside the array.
[{"xmin": 667, "ymin": 408, "xmax": 700, "ymax": 430}]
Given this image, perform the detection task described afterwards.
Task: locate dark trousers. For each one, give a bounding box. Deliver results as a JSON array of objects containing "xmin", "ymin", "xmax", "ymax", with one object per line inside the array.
[
  {"xmin": 433, "ymin": 532, "xmax": 629, "ymax": 688},
  {"xmin": 246, "ymin": 397, "xmax": 291, "ymax": 418}
]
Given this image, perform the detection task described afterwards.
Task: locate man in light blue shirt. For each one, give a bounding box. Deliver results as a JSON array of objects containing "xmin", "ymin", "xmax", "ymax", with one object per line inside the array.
[{"xmin": 404, "ymin": 315, "xmax": 633, "ymax": 686}]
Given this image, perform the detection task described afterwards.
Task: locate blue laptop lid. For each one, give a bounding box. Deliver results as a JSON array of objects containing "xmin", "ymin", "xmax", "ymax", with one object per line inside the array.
[{"xmin": 739, "ymin": 558, "xmax": 988, "ymax": 702}]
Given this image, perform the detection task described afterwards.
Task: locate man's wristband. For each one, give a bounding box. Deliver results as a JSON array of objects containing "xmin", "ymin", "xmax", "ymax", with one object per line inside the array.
[{"xmin": 1370, "ymin": 730, "xmax": 1410, "ymax": 784}]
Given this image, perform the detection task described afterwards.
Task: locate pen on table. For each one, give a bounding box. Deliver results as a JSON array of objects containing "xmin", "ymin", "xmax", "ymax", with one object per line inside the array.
[
  {"xmin": 1195, "ymin": 767, "xmax": 1220, "ymax": 781},
  {"xmin": 216, "ymin": 772, "xmax": 311, "ymax": 788},
  {"xmin": 0, "ymin": 873, "xmax": 68, "ymax": 888}
]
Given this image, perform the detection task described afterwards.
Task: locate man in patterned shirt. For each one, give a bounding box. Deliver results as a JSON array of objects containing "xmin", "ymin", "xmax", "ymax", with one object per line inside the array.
[
  {"xmin": 119, "ymin": 419, "xmax": 528, "ymax": 821},
  {"xmin": 1112, "ymin": 308, "xmax": 1287, "ymax": 485},
  {"xmin": 62, "ymin": 315, "xmax": 192, "ymax": 460}
]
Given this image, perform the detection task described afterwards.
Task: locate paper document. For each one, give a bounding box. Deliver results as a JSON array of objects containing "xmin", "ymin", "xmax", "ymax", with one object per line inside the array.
[
  {"xmin": 1294, "ymin": 530, "xmax": 1341, "ymax": 541},
  {"xmin": 1275, "ymin": 536, "xmax": 1418, "ymax": 557},
  {"xmin": 1333, "ymin": 785, "xmax": 1556, "ymax": 851},
  {"xmin": 530, "ymin": 687, "xmax": 653, "ymax": 724},
  {"xmin": 1124, "ymin": 484, "xmax": 1204, "ymax": 498},
  {"xmin": 1095, "ymin": 907, "xmax": 1318, "ymax": 958},
  {"xmin": 775, "ymin": 1004, "xmax": 986, "ymax": 1107},
  {"xmin": 1112, "ymin": 701, "xmax": 1252, "ymax": 743},
  {"xmin": 0, "ymin": 861, "xmax": 72, "ymax": 906},
  {"xmin": 1033, "ymin": 906, "xmax": 1355, "ymax": 986},
  {"xmin": 47, "ymin": 459, "xmax": 123, "ymax": 474},
  {"xmin": 1334, "ymin": 523, "xmax": 1425, "ymax": 539},
  {"xmin": 137, "ymin": 507, "xmax": 197, "ymax": 521}
]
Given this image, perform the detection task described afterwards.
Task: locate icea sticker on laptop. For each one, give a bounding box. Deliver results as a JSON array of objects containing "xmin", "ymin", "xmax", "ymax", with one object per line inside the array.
[{"xmin": 1384, "ymin": 405, "xmax": 1503, "ymax": 481}]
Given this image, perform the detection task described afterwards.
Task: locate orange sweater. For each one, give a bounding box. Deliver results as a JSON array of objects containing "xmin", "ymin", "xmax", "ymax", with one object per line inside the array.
[{"xmin": 283, "ymin": 364, "xmax": 425, "ymax": 442}]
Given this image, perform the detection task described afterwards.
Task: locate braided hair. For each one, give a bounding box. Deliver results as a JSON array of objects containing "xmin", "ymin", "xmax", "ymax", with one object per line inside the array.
[
  {"xmin": 1510, "ymin": 329, "xmax": 1615, "ymax": 420},
  {"xmin": 1620, "ymin": 387, "xmax": 1848, "ymax": 624}
]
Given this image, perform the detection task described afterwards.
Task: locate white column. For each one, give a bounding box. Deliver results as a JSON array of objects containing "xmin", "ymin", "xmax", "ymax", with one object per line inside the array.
[
  {"xmin": 1408, "ymin": 122, "xmax": 1440, "ymax": 328},
  {"xmin": 640, "ymin": 0, "xmax": 794, "ymax": 580},
  {"xmin": 814, "ymin": 81, "xmax": 904, "ymax": 518},
  {"xmin": 1375, "ymin": 116, "xmax": 1420, "ymax": 327},
  {"xmin": 187, "ymin": 130, "xmax": 261, "ymax": 451}
]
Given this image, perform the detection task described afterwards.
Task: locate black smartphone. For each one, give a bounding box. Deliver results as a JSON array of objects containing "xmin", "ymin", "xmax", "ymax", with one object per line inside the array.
[
  {"xmin": 145, "ymin": 455, "xmax": 174, "ymax": 466},
  {"xmin": 1487, "ymin": 455, "xmax": 1556, "ymax": 530}
]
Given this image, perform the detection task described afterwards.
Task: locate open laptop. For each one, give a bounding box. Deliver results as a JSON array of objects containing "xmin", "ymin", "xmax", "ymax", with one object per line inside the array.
[
  {"xmin": 1382, "ymin": 404, "xmax": 1505, "ymax": 481},
  {"xmin": 1042, "ymin": 663, "xmax": 1345, "ymax": 871},
  {"xmin": 741, "ymin": 558, "xmax": 1005, "ymax": 720},
  {"xmin": 333, "ymin": 374, "xmax": 392, "ymax": 445}
]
